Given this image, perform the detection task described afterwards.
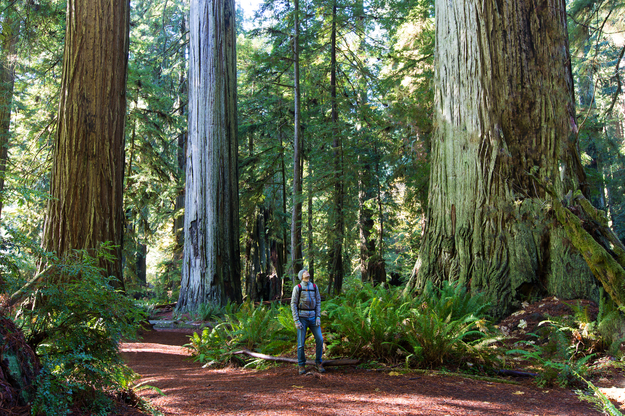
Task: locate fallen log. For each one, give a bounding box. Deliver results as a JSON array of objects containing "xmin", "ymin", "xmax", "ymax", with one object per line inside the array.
[
  {"xmin": 233, "ymin": 349, "xmax": 359, "ymax": 367},
  {"xmin": 495, "ymin": 369, "xmax": 538, "ymax": 378}
]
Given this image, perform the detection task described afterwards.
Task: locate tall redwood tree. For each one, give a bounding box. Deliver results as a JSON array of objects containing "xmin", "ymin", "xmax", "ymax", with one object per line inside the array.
[
  {"xmin": 41, "ymin": 0, "xmax": 130, "ymax": 285},
  {"xmin": 177, "ymin": 0, "xmax": 242, "ymax": 310},
  {"xmin": 405, "ymin": 0, "xmax": 598, "ymax": 315}
]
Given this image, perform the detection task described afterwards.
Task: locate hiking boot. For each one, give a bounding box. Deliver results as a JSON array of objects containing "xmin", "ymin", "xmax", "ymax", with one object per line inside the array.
[
  {"xmin": 298, "ymin": 366, "xmax": 306, "ymax": 375},
  {"xmin": 316, "ymin": 363, "xmax": 326, "ymax": 373}
]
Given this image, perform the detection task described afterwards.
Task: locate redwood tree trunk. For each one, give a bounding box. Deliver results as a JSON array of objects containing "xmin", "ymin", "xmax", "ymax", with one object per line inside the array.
[
  {"xmin": 405, "ymin": 0, "xmax": 597, "ymax": 316},
  {"xmin": 178, "ymin": 0, "xmax": 241, "ymax": 310},
  {"xmin": 41, "ymin": 0, "xmax": 129, "ymax": 286}
]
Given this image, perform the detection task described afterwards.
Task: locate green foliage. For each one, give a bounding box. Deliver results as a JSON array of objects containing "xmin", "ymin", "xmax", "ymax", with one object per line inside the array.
[
  {"xmin": 190, "ymin": 302, "xmax": 226, "ymax": 322},
  {"xmin": 12, "ymin": 248, "xmax": 144, "ymax": 415},
  {"xmin": 596, "ymin": 295, "xmax": 625, "ymax": 357},
  {"xmin": 186, "ymin": 324, "xmax": 235, "ymax": 367},
  {"xmin": 575, "ymin": 371, "xmax": 624, "ymax": 416},
  {"xmin": 504, "ymin": 294, "xmax": 625, "ymax": 389},
  {"xmin": 325, "ymin": 283, "xmax": 411, "ymax": 362},
  {"xmin": 223, "ymin": 301, "xmax": 279, "ymax": 351},
  {"xmin": 507, "ymin": 334, "xmax": 594, "ymax": 388},
  {"xmin": 403, "ymin": 281, "xmax": 495, "ymax": 368},
  {"xmin": 185, "ymin": 301, "xmax": 293, "ymax": 367},
  {"xmin": 420, "ymin": 280, "xmax": 492, "ymax": 321}
]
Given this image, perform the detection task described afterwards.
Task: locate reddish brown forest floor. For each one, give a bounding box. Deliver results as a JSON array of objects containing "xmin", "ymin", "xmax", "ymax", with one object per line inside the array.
[{"xmin": 120, "ymin": 327, "xmax": 616, "ymax": 416}]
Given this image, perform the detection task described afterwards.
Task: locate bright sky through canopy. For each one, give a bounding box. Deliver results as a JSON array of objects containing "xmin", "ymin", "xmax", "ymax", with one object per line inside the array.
[{"xmin": 238, "ymin": 0, "xmax": 263, "ymax": 18}]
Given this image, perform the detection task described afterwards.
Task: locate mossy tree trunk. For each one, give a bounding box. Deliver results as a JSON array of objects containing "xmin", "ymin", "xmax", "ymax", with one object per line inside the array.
[
  {"xmin": 41, "ymin": 0, "xmax": 130, "ymax": 287},
  {"xmin": 178, "ymin": 0, "xmax": 242, "ymax": 310},
  {"xmin": 405, "ymin": 0, "xmax": 599, "ymax": 316}
]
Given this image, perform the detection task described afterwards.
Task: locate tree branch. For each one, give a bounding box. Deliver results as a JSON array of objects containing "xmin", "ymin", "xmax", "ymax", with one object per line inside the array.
[{"xmin": 1, "ymin": 265, "xmax": 53, "ymax": 311}]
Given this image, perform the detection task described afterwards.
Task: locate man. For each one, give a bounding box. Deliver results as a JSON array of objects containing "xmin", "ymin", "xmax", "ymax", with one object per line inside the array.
[{"xmin": 291, "ymin": 268, "xmax": 325, "ymax": 374}]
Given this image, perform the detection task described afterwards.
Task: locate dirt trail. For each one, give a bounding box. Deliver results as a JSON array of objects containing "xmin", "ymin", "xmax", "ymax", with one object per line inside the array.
[{"xmin": 120, "ymin": 329, "xmax": 603, "ymax": 416}]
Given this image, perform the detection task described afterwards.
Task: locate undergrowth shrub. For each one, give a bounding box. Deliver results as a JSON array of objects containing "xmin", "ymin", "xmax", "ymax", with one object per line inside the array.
[
  {"xmin": 324, "ymin": 284, "xmax": 411, "ymax": 362},
  {"xmin": 506, "ymin": 293, "xmax": 625, "ymax": 389},
  {"xmin": 403, "ymin": 281, "xmax": 496, "ymax": 368},
  {"xmin": 186, "ymin": 301, "xmax": 294, "ymax": 367},
  {"xmin": 12, "ymin": 247, "xmax": 144, "ymax": 415},
  {"xmin": 506, "ymin": 332, "xmax": 594, "ymax": 388}
]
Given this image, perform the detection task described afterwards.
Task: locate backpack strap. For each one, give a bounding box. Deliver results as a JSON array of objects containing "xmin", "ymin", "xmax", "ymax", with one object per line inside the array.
[{"xmin": 296, "ymin": 283, "xmax": 302, "ymax": 312}]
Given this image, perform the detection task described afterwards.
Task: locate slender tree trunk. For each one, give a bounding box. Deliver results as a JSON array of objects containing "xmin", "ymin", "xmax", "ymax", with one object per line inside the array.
[
  {"xmin": 280, "ymin": 132, "xmax": 290, "ymax": 286},
  {"xmin": 0, "ymin": 12, "xmax": 18, "ymax": 221},
  {"xmin": 327, "ymin": 0, "xmax": 344, "ymax": 295},
  {"xmin": 41, "ymin": 0, "xmax": 130, "ymax": 287},
  {"xmin": 291, "ymin": 0, "xmax": 304, "ymax": 279},
  {"xmin": 307, "ymin": 157, "xmax": 315, "ymax": 282},
  {"xmin": 354, "ymin": 0, "xmax": 384, "ymax": 285},
  {"xmin": 405, "ymin": 0, "xmax": 596, "ymax": 316},
  {"xmin": 174, "ymin": 17, "xmax": 188, "ymax": 255},
  {"xmin": 136, "ymin": 242, "xmax": 147, "ymax": 285},
  {"xmin": 178, "ymin": 0, "xmax": 241, "ymax": 310}
]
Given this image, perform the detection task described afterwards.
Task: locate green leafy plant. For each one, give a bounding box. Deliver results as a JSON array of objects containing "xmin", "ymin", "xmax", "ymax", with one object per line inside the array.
[
  {"xmin": 191, "ymin": 302, "xmax": 225, "ymax": 322},
  {"xmin": 595, "ymin": 294, "xmax": 625, "ymax": 357},
  {"xmin": 574, "ymin": 371, "xmax": 623, "ymax": 416},
  {"xmin": 185, "ymin": 301, "xmax": 287, "ymax": 367},
  {"xmin": 403, "ymin": 281, "xmax": 495, "ymax": 368},
  {"xmin": 14, "ymin": 248, "xmax": 145, "ymax": 415},
  {"xmin": 226, "ymin": 301, "xmax": 279, "ymax": 351},
  {"xmin": 186, "ymin": 323, "xmax": 235, "ymax": 367},
  {"xmin": 325, "ymin": 284, "xmax": 412, "ymax": 362},
  {"xmin": 506, "ymin": 332, "xmax": 594, "ymax": 388}
]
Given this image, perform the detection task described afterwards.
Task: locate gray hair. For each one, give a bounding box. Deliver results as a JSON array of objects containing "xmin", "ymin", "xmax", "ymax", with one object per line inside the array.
[{"xmin": 298, "ymin": 268, "xmax": 308, "ymax": 280}]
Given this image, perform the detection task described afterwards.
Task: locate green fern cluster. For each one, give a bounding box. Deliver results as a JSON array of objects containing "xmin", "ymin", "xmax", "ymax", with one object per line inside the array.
[
  {"xmin": 187, "ymin": 281, "xmax": 498, "ymax": 370},
  {"xmin": 324, "ymin": 282, "xmax": 496, "ymax": 367},
  {"xmin": 185, "ymin": 302, "xmax": 296, "ymax": 367},
  {"xmin": 324, "ymin": 284, "xmax": 411, "ymax": 361},
  {"xmin": 505, "ymin": 293, "xmax": 625, "ymax": 389},
  {"xmin": 402, "ymin": 281, "xmax": 494, "ymax": 367}
]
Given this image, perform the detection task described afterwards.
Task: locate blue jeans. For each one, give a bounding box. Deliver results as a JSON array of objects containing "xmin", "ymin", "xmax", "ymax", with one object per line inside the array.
[{"xmin": 297, "ymin": 316, "xmax": 323, "ymax": 366}]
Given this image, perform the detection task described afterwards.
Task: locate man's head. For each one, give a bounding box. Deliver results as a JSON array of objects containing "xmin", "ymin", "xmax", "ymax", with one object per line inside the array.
[{"xmin": 298, "ymin": 268, "xmax": 310, "ymax": 281}]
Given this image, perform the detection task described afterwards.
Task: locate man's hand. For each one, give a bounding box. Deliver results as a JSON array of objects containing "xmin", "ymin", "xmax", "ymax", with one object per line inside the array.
[
  {"xmin": 295, "ymin": 320, "xmax": 303, "ymax": 330},
  {"xmin": 315, "ymin": 317, "xmax": 321, "ymax": 327}
]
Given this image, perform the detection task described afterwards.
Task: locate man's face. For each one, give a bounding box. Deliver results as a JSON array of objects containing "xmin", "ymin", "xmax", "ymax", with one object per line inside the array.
[{"xmin": 303, "ymin": 271, "xmax": 310, "ymax": 280}]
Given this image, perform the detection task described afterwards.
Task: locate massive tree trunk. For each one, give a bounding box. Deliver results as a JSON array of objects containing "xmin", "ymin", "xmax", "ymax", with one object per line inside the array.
[
  {"xmin": 0, "ymin": 11, "xmax": 19, "ymax": 221},
  {"xmin": 41, "ymin": 0, "xmax": 130, "ymax": 287},
  {"xmin": 291, "ymin": 0, "xmax": 304, "ymax": 281},
  {"xmin": 178, "ymin": 0, "xmax": 242, "ymax": 310},
  {"xmin": 405, "ymin": 0, "xmax": 598, "ymax": 316}
]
